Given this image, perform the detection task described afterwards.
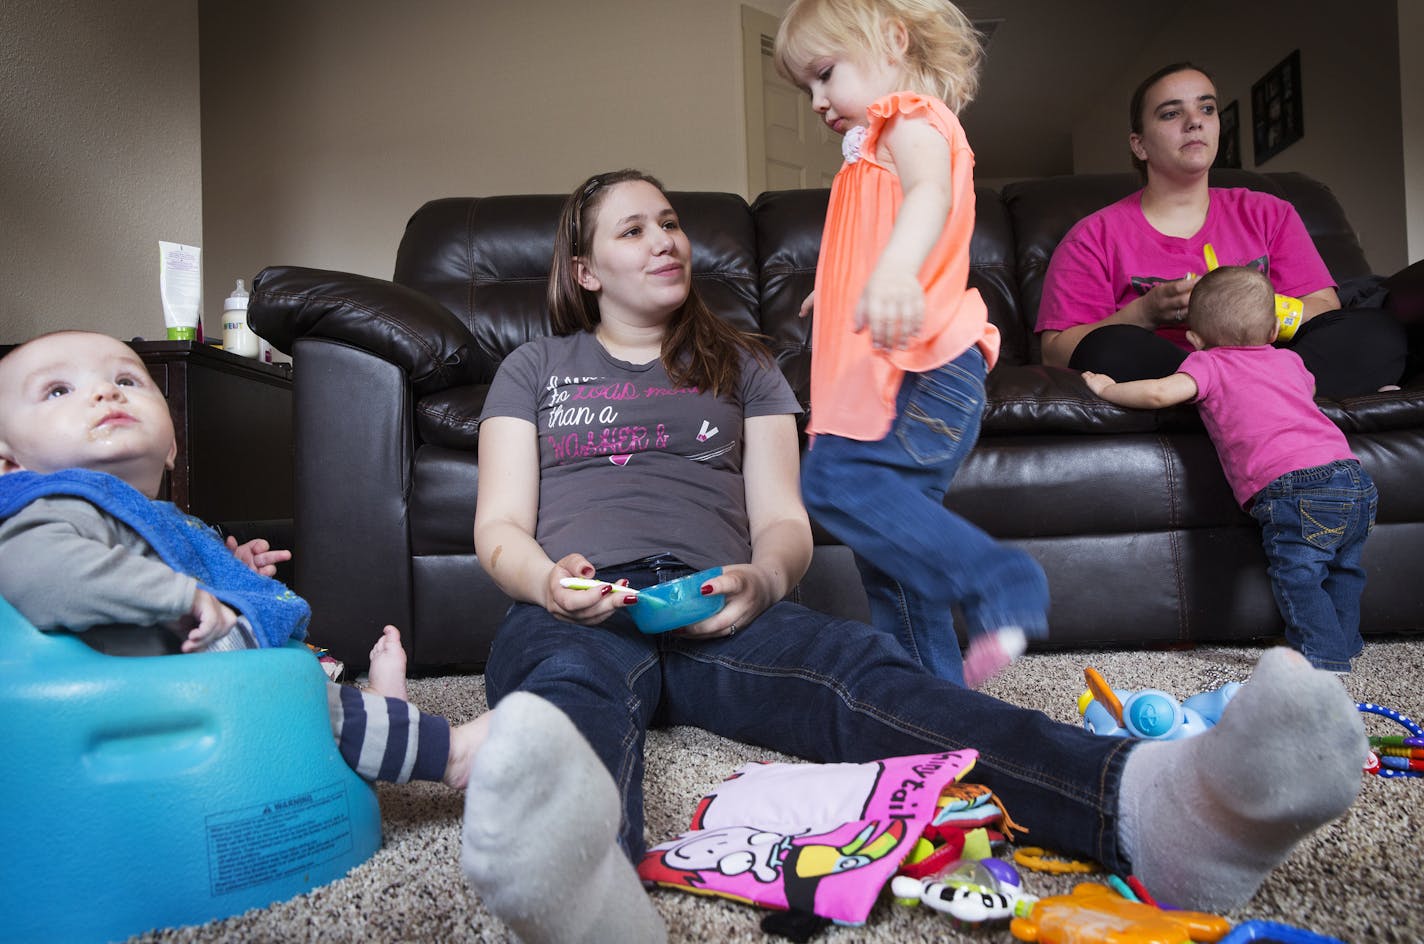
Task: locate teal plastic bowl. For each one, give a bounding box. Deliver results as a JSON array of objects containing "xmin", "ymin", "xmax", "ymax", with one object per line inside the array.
[{"xmin": 628, "ymin": 566, "xmax": 725, "ymax": 634}]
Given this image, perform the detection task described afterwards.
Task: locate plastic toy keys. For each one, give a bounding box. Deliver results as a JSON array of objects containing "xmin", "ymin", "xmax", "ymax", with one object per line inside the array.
[
  {"xmin": 1079, "ymin": 668, "xmax": 1241, "ymax": 741},
  {"xmin": 1010, "ymin": 882, "xmax": 1230, "ymax": 944}
]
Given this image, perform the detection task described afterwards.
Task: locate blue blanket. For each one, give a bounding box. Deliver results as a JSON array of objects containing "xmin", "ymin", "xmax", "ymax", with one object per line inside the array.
[{"xmin": 0, "ymin": 469, "xmax": 308, "ymax": 647}]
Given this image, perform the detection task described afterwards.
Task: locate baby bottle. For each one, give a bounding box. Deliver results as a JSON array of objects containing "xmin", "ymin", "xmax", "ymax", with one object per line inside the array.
[{"xmin": 222, "ymin": 279, "xmax": 259, "ymax": 357}]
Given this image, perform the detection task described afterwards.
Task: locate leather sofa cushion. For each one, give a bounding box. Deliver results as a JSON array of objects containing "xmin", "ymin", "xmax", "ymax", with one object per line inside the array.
[
  {"xmin": 949, "ymin": 431, "xmax": 1243, "ymax": 537},
  {"xmin": 983, "ymin": 367, "xmax": 1424, "ymax": 436},
  {"xmin": 416, "ymin": 384, "xmax": 488, "ymax": 450},
  {"xmin": 407, "ymin": 364, "xmax": 1424, "ymax": 453},
  {"xmin": 393, "ymin": 191, "xmax": 764, "ymax": 376},
  {"xmin": 751, "ymin": 186, "xmax": 1031, "ymax": 367},
  {"xmin": 1321, "ymin": 387, "xmax": 1424, "ymax": 432}
]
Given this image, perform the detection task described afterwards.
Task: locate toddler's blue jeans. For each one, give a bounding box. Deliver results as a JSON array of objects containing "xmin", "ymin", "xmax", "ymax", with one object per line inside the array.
[
  {"xmin": 1249, "ymin": 459, "xmax": 1376, "ymax": 671},
  {"xmin": 799, "ymin": 346, "xmax": 1049, "ymax": 683}
]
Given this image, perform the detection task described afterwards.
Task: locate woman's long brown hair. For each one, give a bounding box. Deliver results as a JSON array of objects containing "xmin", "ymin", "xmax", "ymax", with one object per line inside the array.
[{"xmin": 547, "ymin": 169, "xmax": 771, "ymax": 399}]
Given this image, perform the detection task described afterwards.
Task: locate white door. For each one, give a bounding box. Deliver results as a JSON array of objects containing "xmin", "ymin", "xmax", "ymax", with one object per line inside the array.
[{"xmin": 742, "ymin": 5, "xmax": 845, "ymax": 199}]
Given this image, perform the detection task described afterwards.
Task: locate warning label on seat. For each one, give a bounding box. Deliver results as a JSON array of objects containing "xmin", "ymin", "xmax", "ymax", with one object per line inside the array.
[{"xmin": 206, "ymin": 782, "xmax": 353, "ymax": 896}]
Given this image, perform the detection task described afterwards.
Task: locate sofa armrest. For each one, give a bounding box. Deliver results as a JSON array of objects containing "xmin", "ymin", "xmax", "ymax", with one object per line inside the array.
[
  {"xmin": 250, "ymin": 266, "xmax": 488, "ymax": 395},
  {"xmin": 1384, "ymin": 258, "xmax": 1424, "ymax": 325},
  {"xmin": 288, "ymin": 337, "xmax": 415, "ymax": 667}
]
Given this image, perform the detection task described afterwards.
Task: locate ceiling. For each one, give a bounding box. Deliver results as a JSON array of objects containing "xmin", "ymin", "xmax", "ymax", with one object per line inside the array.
[{"xmin": 956, "ymin": 1, "xmax": 1177, "ymax": 179}]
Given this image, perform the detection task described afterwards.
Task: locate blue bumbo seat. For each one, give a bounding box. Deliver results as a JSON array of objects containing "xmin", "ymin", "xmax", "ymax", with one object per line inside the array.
[{"xmin": 0, "ymin": 595, "xmax": 382, "ymax": 943}]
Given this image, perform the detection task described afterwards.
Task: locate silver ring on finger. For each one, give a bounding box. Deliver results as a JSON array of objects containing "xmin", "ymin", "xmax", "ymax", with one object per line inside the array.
[{"xmin": 728, "ymin": 624, "xmax": 737, "ymax": 637}]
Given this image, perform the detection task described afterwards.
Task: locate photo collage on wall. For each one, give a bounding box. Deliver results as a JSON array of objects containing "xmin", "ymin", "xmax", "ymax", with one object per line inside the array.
[{"xmin": 1251, "ymin": 50, "xmax": 1304, "ymax": 166}]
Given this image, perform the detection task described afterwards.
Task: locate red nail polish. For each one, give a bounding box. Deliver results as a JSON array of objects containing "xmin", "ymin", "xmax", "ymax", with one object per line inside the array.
[
  {"xmin": 701, "ymin": 585, "xmax": 713, "ymax": 595},
  {"xmin": 582, "ymin": 566, "xmax": 595, "ymax": 577},
  {"xmin": 600, "ymin": 585, "xmax": 613, "ymax": 596},
  {"xmin": 624, "ymin": 595, "xmax": 638, "ymax": 605}
]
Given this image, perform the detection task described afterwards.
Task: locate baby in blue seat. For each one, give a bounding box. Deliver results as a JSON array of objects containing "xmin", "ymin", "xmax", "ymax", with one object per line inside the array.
[
  {"xmin": 0, "ymin": 330, "xmax": 485, "ymax": 788},
  {"xmin": 1, "ymin": 330, "xmax": 663, "ymax": 943}
]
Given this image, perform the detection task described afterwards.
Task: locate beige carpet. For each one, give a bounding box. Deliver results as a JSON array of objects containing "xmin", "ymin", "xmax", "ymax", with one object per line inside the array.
[{"xmin": 135, "ymin": 638, "xmax": 1424, "ymax": 944}]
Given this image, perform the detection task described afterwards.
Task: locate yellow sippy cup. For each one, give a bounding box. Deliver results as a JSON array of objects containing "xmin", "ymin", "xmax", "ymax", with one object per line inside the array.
[{"xmin": 1274, "ymin": 293, "xmax": 1304, "ymax": 340}]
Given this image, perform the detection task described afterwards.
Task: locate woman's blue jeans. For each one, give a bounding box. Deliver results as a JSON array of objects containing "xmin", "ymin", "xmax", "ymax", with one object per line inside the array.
[
  {"xmin": 799, "ymin": 347, "xmax": 1049, "ymax": 683},
  {"xmin": 1249, "ymin": 459, "xmax": 1376, "ymax": 671},
  {"xmin": 483, "ymin": 557, "xmax": 1133, "ymax": 874}
]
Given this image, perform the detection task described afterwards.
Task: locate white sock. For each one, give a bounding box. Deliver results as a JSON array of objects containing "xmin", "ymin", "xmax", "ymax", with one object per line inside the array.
[
  {"xmin": 460, "ymin": 692, "xmax": 667, "ymax": 944},
  {"xmin": 1117, "ymin": 648, "xmax": 1364, "ymax": 911}
]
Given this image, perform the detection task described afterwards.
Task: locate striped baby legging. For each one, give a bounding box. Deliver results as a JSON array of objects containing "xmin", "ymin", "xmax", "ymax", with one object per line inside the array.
[{"xmin": 326, "ymin": 682, "xmax": 451, "ymax": 783}]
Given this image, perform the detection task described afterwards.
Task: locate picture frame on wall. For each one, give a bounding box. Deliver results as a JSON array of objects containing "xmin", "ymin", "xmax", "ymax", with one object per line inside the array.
[
  {"xmin": 1214, "ymin": 100, "xmax": 1241, "ymax": 169},
  {"xmin": 1251, "ymin": 50, "xmax": 1303, "ymax": 165}
]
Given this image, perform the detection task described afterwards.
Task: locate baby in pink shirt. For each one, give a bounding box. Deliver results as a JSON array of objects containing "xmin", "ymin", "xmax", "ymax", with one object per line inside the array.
[{"xmin": 1083, "ymin": 267, "xmax": 1375, "ymax": 671}]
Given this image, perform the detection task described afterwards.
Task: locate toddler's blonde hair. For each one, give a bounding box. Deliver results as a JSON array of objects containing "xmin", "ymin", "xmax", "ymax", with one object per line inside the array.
[
  {"xmin": 1187, "ymin": 267, "xmax": 1278, "ymax": 348},
  {"xmin": 774, "ymin": 0, "xmax": 984, "ymax": 114}
]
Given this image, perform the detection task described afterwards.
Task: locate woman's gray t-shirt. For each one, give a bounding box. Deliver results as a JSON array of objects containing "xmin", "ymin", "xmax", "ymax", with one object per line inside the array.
[{"xmin": 480, "ymin": 331, "xmax": 802, "ymax": 571}]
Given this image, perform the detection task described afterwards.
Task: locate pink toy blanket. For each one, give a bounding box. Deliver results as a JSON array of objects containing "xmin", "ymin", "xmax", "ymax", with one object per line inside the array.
[{"xmin": 638, "ymin": 750, "xmax": 977, "ymax": 925}]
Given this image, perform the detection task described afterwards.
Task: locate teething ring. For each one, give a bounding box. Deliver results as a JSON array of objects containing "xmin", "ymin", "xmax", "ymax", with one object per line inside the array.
[
  {"xmin": 1358, "ymin": 702, "xmax": 1424, "ymax": 737},
  {"xmin": 1357, "ymin": 702, "xmax": 1424, "ymax": 779},
  {"xmin": 1012, "ymin": 846, "xmax": 1098, "ymax": 874}
]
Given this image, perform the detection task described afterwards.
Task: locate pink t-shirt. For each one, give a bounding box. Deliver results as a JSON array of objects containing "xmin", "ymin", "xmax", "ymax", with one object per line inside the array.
[
  {"xmin": 1179, "ymin": 345, "xmax": 1354, "ymax": 507},
  {"xmin": 1036, "ymin": 188, "xmax": 1335, "ymax": 350}
]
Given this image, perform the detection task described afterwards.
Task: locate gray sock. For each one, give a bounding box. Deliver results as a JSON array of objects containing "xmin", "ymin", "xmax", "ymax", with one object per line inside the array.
[
  {"xmin": 460, "ymin": 692, "xmax": 667, "ymax": 944},
  {"xmin": 1117, "ymin": 647, "xmax": 1364, "ymax": 911}
]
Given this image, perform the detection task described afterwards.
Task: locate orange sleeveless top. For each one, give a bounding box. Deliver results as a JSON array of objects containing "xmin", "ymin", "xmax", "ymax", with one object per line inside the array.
[{"xmin": 807, "ymin": 92, "xmax": 999, "ymax": 441}]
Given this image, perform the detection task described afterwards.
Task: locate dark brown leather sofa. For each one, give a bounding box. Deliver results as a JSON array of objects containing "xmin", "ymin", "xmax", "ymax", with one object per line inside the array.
[{"xmin": 250, "ymin": 170, "xmax": 1424, "ymax": 671}]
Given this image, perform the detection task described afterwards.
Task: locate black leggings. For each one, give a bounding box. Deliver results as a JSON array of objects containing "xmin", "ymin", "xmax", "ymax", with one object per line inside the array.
[{"xmin": 1068, "ymin": 309, "xmax": 1407, "ymax": 399}]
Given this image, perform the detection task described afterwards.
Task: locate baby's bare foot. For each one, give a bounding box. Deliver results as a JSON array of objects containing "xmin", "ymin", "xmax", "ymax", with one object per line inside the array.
[
  {"xmin": 367, "ymin": 625, "xmax": 408, "ymax": 701},
  {"xmin": 444, "ymin": 714, "xmax": 492, "ymax": 789}
]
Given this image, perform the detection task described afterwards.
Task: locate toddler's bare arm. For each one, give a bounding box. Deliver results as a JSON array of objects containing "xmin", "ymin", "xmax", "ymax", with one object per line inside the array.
[{"xmin": 1083, "ymin": 370, "xmax": 1198, "ymax": 410}]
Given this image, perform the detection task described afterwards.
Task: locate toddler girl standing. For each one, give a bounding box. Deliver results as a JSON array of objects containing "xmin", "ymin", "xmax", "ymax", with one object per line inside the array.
[{"xmin": 776, "ymin": 0, "xmax": 1048, "ymax": 686}]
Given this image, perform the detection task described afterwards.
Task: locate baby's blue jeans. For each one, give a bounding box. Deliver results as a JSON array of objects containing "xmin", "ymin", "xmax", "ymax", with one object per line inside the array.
[{"xmin": 1249, "ymin": 459, "xmax": 1376, "ymax": 671}]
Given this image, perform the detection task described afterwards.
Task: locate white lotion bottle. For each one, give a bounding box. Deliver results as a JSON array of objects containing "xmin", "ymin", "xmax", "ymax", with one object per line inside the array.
[{"xmin": 222, "ymin": 279, "xmax": 259, "ymax": 357}]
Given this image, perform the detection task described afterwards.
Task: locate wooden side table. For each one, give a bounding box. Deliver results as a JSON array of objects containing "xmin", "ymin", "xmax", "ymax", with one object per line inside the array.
[{"xmin": 129, "ymin": 341, "xmax": 294, "ymax": 526}]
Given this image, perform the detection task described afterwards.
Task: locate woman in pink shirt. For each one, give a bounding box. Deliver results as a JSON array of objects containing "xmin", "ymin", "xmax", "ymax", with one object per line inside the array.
[{"xmin": 1037, "ymin": 62, "xmax": 1404, "ymax": 399}]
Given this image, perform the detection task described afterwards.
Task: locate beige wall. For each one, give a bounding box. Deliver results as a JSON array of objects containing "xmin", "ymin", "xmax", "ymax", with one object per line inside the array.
[
  {"xmin": 199, "ymin": 0, "xmax": 788, "ymax": 320},
  {"xmin": 1402, "ymin": 2, "xmax": 1424, "ymax": 264},
  {"xmin": 6, "ymin": 1, "xmax": 1410, "ymax": 347},
  {"xmin": 1070, "ymin": 0, "xmax": 1406, "ymax": 274},
  {"xmin": 0, "ymin": 0, "xmax": 202, "ymax": 344}
]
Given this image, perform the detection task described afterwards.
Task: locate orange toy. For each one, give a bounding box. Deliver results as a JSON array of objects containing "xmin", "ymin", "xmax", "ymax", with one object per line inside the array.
[{"xmin": 1010, "ymin": 883, "xmax": 1230, "ymax": 944}]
